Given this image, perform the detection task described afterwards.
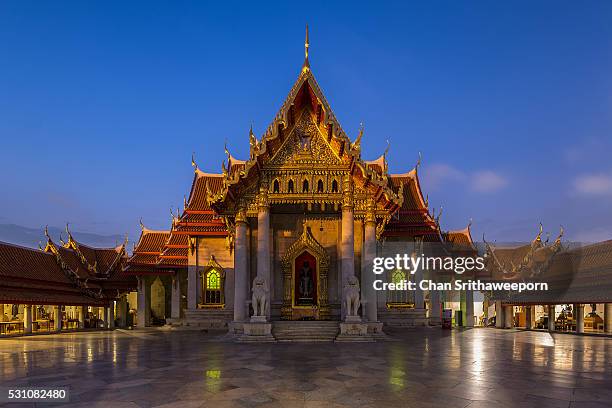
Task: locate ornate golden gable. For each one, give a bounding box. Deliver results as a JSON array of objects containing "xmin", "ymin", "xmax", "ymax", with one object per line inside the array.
[{"xmin": 268, "ymin": 110, "xmax": 344, "ymax": 167}]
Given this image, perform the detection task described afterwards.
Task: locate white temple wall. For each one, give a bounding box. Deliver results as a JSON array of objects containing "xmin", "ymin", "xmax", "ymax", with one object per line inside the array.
[{"xmin": 194, "ymin": 236, "xmax": 235, "ymax": 309}]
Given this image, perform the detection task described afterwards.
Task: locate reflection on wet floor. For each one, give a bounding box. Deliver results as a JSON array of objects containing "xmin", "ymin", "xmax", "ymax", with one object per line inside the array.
[{"xmin": 0, "ymin": 328, "xmax": 611, "ymax": 407}]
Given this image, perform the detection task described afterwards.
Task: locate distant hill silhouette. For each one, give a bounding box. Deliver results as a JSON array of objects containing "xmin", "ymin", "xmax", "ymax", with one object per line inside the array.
[{"xmin": 0, "ymin": 224, "xmax": 125, "ymax": 249}]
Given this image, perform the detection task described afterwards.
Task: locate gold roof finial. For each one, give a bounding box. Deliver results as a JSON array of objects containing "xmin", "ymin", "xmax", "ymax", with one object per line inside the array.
[
  {"xmin": 355, "ymin": 123, "xmax": 364, "ymax": 145},
  {"xmin": 302, "ymin": 24, "xmax": 310, "ymax": 72},
  {"xmin": 191, "ymin": 152, "xmax": 198, "ymax": 171}
]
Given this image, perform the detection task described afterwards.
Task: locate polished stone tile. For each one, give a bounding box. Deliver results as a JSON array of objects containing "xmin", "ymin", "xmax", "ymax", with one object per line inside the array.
[{"xmin": 0, "ymin": 328, "xmax": 611, "ymax": 408}]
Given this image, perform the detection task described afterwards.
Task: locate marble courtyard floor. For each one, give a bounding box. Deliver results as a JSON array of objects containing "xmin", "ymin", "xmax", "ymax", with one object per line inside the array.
[{"xmin": 1, "ymin": 328, "xmax": 611, "ymax": 408}]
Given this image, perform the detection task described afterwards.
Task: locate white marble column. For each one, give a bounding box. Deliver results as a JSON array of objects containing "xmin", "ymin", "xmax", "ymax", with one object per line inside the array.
[
  {"xmin": 575, "ymin": 304, "xmax": 584, "ymax": 334},
  {"xmin": 362, "ymin": 201, "xmax": 378, "ymax": 322},
  {"xmin": 256, "ymin": 186, "xmax": 271, "ymax": 319},
  {"xmin": 548, "ymin": 305, "xmax": 556, "ymax": 332},
  {"xmin": 108, "ymin": 303, "xmax": 115, "ymax": 329},
  {"xmin": 171, "ymin": 272, "xmax": 181, "ymax": 319},
  {"xmin": 414, "ymin": 265, "xmax": 424, "ymax": 310},
  {"xmin": 494, "ymin": 301, "xmax": 503, "ymax": 328},
  {"xmin": 504, "ymin": 305, "xmax": 513, "ymax": 329},
  {"xmin": 465, "ymin": 290, "xmax": 475, "ymax": 327},
  {"xmin": 604, "ymin": 303, "xmax": 612, "ymax": 334},
  {"xmin": 117, "ymin": 297, "xmax": 127, "ymax": 328},
  {"xmin": 137, "ymin": 276, "xmax": 150, "ymax": 328},
  {"xmin": 429, "ymin": 289, "xmax": 441, "ymax": 325},
  {"xmin": 341, "ymin": 175, "xmax": 356, "ymax": 320},
  {"xmin": 526, "ymin": 306, "xmax": 535, "ymax": 329},
  {"xmin": 187, "ymin": 241, "xmax": 198, "ymax": 310},
  {"xmin": 104, "ymin": 307, "xmax": 109, "ymax": 328},
  {"xmin": 79, "ymin": 306, "xmax": 86, "ymax": 329},
  {"xmin": 54, "ymin": 305, "xmax": 62, "ymax": 332},
  {"xmin": 23, "ymin": 305, "xmax": 33, "ymax": 334},
  {"xmin": 233, "ymin": 208, "xmax": 248, "ymax": 322}
]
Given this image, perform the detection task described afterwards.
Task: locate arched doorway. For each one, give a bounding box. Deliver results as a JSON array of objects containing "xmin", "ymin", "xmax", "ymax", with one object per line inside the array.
[{"xmin": 281, "ymin": 223, "xmax": 330, "ymax": 320}]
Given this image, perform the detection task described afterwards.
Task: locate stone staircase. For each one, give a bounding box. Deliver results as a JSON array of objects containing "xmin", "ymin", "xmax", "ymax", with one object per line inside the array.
[
  {"xmin": 378, "ymin": 308, "xmax": 428, "ymax": 327},
  {"xmin": 179, "ymin": 309, "xmax": 233, "ymax": 329},
  {"xmin": 272, "ymin": 321, "xmax": 340, "ymax": 342}
]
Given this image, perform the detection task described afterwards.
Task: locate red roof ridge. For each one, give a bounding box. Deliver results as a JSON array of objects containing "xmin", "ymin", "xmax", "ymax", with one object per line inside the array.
[
  {"xmin": 229, "ymin": 154, "xmax": 245, "ymax": 165},
  {"xmin": 365, "ymin": 155, "xmax": 386, "ymax": 168},
  {"xmin": 1, "ymin": 240, "xmax": 57, "ymax": 255},
  {"xmin": 445, "ymin": 222, "xmax": 474, "ymax": 245},
  {"xmin": 195, "ymin": 168, "xmax": 223, "ymax": 178},
  {"xmin": 140, "ymin": 227, "xmax": 169, "ymax": 234},
  {"xmin": 390, "ymin": 168, "xmax": 418, "ymax": 179}
]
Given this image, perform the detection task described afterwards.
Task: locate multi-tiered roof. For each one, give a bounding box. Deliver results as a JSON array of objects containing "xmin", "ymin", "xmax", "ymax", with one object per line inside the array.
[{"xmin": 126, "ymin": 28, "xmax": 473, "ymax": 273}]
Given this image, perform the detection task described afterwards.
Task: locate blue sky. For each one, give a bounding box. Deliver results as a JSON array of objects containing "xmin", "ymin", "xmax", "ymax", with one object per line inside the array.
[{"xmin": 1, "ymin": 1, "xmax": 611, "ymax": 245}]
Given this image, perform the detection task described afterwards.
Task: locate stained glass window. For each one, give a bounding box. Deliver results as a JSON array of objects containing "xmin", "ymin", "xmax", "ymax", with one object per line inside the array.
[
  {"xmin": 207, "ymin": 269, "xmax": 221, "ymax": 290},
  {"xmin": 387, "ymin": 269, "xmax": 413, "ymax": 307},
  {"xmin": 392, "ymin": 269, "xmax": 406, "ymax": 285}
]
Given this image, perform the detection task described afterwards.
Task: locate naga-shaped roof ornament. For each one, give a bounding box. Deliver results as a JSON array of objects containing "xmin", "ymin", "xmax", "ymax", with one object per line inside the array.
[
  {"xmin": 435, "ymin": 205, "xmax": 443, "ymax": 227},
  {"xmin": 249, "ymin": 124, "xmax": 258, "ymax": 160},
  {"xmin": 221, "ymin": 159, "xmax": 228, "ymax": 178},
  {"xmin": 383, "ymin": 139, "xmax": 390, "ymax": 174},
  {"xmin": 534, "ymin": 222, "xmax": 543, "ymax": 245},
  {"xmin": 191, "ymin": 152, "xmax": 198, "ymax": 171},
  {"xmin": 224, "ymin": 140, "xmax": 231, "ymax": 170},
  {"xmin": 351, "ymin": 122, "xmax": 364, "ymax": 154}
]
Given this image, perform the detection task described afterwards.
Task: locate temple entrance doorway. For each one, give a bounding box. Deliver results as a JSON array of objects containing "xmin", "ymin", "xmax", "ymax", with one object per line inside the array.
[
  {"xmin": 281, "ymin": 224, "xmax": 330, "ymax": 320},
  {"xmin": 294, "ymin": 251, "xmax": 317, "ymax": 307}
]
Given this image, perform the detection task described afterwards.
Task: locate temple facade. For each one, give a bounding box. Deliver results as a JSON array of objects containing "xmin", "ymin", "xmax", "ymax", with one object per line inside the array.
[
  {"xmin": 3, "ymin": 30, "xmax": 611, "ymax": 340},
  {"xmin": 124, "ymin": 30, "xmax": 473, "ymax": 337}
]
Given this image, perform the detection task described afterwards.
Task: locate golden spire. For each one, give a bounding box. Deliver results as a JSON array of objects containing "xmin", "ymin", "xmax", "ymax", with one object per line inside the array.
[{"xmin": 302, "ymin": 24, "xmax": 310, "ymax": 72}]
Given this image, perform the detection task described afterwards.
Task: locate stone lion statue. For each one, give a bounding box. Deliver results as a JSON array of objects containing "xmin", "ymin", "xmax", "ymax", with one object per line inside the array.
[
  {"xmin": 344, "ymin": 276, "xmax": 361, "ymax": 317},
  {"xmin": 251, "ymin": 276, "xmax": 268, "ymax": 317}
]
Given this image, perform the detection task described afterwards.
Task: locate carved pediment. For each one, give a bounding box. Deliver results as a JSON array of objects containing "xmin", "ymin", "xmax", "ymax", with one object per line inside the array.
[{"xmin": 268, "ymin": 110, "xmax": 343, "ymax": 167}]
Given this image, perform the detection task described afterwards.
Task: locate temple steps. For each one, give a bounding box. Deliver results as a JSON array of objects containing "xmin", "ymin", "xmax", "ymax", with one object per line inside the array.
[
  {"xmin": 272, "ymin": 321, "xmax": 339, "ymax": 342},
  {"xmin": 179, "ymin": 309, "xmax": 233, "ymax": 329},
  {"xmin": 378, "ymin": 308, "xmax": 428, "ymax": 327}
]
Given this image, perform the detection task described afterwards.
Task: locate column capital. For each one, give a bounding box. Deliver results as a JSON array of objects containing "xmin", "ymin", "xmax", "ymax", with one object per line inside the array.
[
  {"xmin": 235, "ymin": 207, "xmax": 247, "ymax": 224},
  {"xmin": 365, "ymin": 198, "xmax": 376, "ymax": 224},
  {"xmin": 342, "ymin": 174, "xmax": 353, "ymax": 210},
  {"xmin": 258, "ymin": 185, "xmax": 269, "ymax": 210}
]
